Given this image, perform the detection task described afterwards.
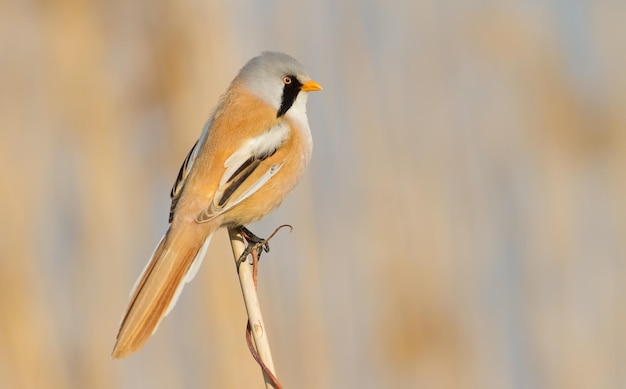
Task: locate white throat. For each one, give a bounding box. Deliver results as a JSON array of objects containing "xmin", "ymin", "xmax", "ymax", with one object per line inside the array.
[{"xmin": 286, "ymin": 92, "xmax": 313, "ymax": 156}]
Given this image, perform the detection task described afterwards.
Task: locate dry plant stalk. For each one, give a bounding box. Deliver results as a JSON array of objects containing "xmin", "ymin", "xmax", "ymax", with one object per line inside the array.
[{"xmin": 228, "ymin": 227, "xmax": 280, "ymax": 389}]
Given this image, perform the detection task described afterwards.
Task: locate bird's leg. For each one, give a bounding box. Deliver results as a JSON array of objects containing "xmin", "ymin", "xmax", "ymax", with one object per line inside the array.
[
  {"xmin": 235, "ymin": 226, "xmax": 268, "ymax": 269},
  {"xmin": 235, "ymin": 225, "xmax": 293, "ymax": 269},
  {"xmin": 241, "ymin": 226, "xmax": 271, "ymax": 255}
]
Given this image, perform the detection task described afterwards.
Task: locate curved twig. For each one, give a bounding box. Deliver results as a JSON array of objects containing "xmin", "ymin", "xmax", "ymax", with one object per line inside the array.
[{"xmin": 228, "ymin": 227, "xmax": 281, "ymax": 388}]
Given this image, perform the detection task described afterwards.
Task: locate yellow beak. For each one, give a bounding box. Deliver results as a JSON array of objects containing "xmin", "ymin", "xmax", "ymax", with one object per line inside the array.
[{"xmin": 301, "ymin": 80, "xmax": 323, "ymax": 92}]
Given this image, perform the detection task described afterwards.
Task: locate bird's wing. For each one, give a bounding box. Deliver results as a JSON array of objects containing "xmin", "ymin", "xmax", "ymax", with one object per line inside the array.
[
  {"xmin": 195, "ymin": 121, "xmax": 290, "ymax": 223},
  {"xmin": 168, "ymin": 120, "xmax": 211, "ymax": 222}
]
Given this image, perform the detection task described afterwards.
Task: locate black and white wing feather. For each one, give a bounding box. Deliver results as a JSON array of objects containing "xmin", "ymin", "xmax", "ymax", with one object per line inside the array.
[{"xmin": 168, "ymin": 120, "xmax": 212, "ymax": 222}]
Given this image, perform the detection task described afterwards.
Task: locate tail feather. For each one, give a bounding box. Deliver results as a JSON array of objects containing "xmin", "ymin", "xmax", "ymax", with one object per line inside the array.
[
  {"xmin": 112, "ymin": 227, "xmax": 213, "ymax": 359},
  {"xmin": 165, "ymin": 233, "xmax": 213, "ymax": 317}
]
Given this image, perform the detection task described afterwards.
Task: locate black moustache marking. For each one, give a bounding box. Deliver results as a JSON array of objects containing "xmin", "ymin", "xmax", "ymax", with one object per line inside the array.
[{"xmin": 277, "ymin": 75, "xmax": 302, "ymax": 117}]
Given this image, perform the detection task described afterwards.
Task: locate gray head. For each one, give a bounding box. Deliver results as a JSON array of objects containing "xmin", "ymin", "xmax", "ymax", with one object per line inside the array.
[{"xmin": 237, "ymin": 51, "xmax": 322, "ymax": 117}]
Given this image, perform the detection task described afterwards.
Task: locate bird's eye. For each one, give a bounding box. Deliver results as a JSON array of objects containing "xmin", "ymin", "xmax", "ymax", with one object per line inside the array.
[{"xmin": 282, "ymin": 76, "xmax": 292, "ymax": 85}]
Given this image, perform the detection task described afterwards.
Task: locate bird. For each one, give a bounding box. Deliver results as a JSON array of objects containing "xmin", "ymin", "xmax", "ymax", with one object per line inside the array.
[{"xmin": 112, "ymin": 51, "xmax": 322, "ymax": 358}]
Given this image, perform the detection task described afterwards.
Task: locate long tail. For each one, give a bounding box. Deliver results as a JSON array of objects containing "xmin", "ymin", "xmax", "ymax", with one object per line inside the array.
[{"xmin": 112, "ymin": 224, "xmax": 214, "ymax": 358}]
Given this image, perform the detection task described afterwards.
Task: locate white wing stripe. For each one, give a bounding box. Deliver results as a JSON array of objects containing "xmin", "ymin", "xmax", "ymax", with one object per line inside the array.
[
  {"xmin": 196, "ymin": 162, "xmax": 284, "ymax": 223},
  {"xmin": 222, "ymin": 162, "xmax": 284, "ymax": 210},
  {"xmin": 221, "ymin": 122, "xmax": 289, "ymax": 187}
]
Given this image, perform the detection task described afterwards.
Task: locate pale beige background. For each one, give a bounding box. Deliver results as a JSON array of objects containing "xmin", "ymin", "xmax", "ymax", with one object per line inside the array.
[{"xmin": 1, "ymin": 1, "xmax": 625, "ymax": 388}]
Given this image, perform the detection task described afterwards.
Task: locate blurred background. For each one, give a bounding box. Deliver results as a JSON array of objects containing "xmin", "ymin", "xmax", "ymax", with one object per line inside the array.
[{"xmin": 1, "ymin": 0, "xmax": 625, "ymax": 388}]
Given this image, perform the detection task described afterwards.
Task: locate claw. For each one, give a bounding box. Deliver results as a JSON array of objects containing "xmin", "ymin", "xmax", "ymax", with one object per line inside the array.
[
  {"xmin": 239, "ymin": 226, "xmax": 267, "ymax": 262},
  {"xmin": 236, "ymin": 224, "xmax": 293, "ymax": 268}
]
